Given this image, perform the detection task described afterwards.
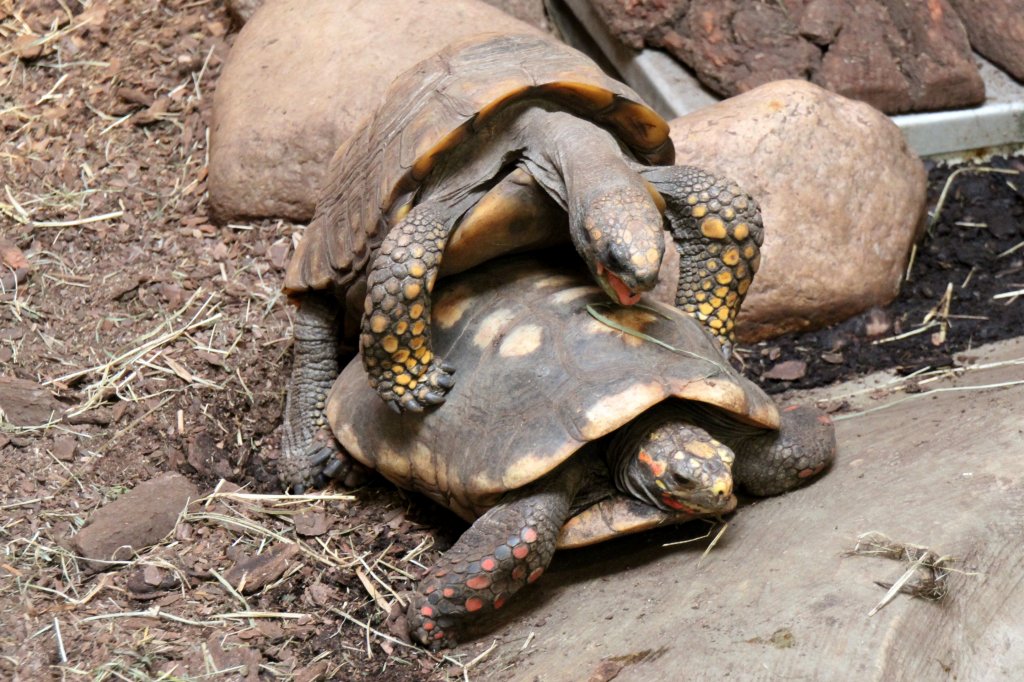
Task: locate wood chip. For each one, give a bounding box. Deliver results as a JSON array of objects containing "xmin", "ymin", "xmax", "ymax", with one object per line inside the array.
[
  {"xmin": 224, "ymin": 543, "xmax": 301, "ymax": 594},
  {"xmin": 762, "ymin": 359, "xmax": 808, "ymax": 381}
]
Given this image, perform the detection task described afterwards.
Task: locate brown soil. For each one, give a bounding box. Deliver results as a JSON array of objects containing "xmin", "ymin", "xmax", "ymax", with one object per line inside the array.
[{"xmin": 1, "ymin": 1, "xmax": 1020, "ymax": 680}]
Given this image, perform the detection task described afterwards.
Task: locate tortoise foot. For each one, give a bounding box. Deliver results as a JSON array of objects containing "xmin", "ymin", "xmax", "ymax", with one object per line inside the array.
[
  {"xmin": 394, "ymin": 462, "xmax": 579, "ymax": 649},
  {"xmin": 280, "ymin": 426, "xmax": 371, "ymax": 493},
  {"xmin": 375, "ymin": 360, "xmax": 456, "ymax": 413}
]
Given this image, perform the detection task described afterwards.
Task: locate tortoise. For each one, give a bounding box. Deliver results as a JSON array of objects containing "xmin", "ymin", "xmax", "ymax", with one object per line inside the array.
[
  {"xmin": 280, "ymin": 33, "xmax": 765, "ymax": 489},
  {"xmin": 322, "ymin": 253, "xmax": 837, "ymax": 649}
]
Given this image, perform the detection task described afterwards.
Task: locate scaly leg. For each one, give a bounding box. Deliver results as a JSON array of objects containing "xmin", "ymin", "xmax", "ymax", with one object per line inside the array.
[
  {"xmin": 640, "ymin": 166, "xmax": 764, "ymax": 353},
  {"xmin": 392, "ymin": 460, "xmax": 584, "ymax": 650},
  {"xmin": 361, "ymin": 202, "xmax": 456, "ymax": 412},
  {"xmin": 279, "ymin": 294, "xmax": 368, "ymax": 492},
  {"xmin": 728, "ymin": 405, "xmax": 836, "ymax": 497}
]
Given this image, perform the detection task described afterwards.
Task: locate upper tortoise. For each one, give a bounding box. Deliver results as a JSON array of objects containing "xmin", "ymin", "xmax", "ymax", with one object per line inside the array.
[
  {"xmin": 281, "ymin": 33, "xmax": 765, "ymax": 490},
  {"xmin": 324, "ymin": 254, "xmax": 836, "ymax": 649}
]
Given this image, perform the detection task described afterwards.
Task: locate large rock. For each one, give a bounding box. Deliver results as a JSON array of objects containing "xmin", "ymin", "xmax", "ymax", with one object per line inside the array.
[
  {"xmin": 949, "ymin": 0, "xmax": 1024, "ymax": 81},
  {"xmin": 657, "ymin": 80, "xmax": 927, "ymax": 343},
  {"xmin": 590, "ymin": 0, "xmax": 985, "ymax": 114},
  {"xmin": 209, "ymin": 0, "xmax": 542, "ymax": 223}
]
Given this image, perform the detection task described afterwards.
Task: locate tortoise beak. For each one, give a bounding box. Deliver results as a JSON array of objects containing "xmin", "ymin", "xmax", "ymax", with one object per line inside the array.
[{"xmin": 595, "ymin": 262, "xmax": 642, "ymax": 306}]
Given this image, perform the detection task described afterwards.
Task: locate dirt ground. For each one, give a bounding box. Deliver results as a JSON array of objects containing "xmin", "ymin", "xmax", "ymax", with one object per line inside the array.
[{"xmin": 1, "ymin": 1, "xmax": 1022, "ymax": 681}]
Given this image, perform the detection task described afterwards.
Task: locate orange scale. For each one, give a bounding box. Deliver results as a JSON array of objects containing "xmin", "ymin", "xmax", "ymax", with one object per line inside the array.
[{"xmin": 466, "ymin": 575, "xmax": 491, "ymax": 590}]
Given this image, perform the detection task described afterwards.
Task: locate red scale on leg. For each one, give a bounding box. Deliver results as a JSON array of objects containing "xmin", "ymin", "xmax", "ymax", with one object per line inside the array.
[
  {"xmin": 480, "ymin": 556, "xmax": 497, "ymax": 572},
  {"xmin": 465, "ymin": 597, "xmax": 485, "ymax": 613},
  {"xmin": 527, "ymin": 567, "xmax": 544, "ymax": 583},
  {"xmin": 522, "ymin": 527, "xmax": 539, "ymax": 543},
  {"xmin": 493, "ymin": 594, "xmax": 508, "ymax": 609},
  {"xmin": 466, "ymin": 574, "xmax": 492, "ymax": 590},
  {"xmin": 512, "ymin": 544, "xmax": 530, "ymax": 560},
  {"xmin": 511, "ymin": 565, "xmax": 527, "ymax": 581}
]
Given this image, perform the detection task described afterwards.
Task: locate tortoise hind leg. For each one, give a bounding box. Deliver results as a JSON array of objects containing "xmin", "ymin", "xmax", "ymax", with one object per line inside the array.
[
  {"xmin": 279, "ymin": 294, "xmax": 370, "ymax": 492},
  {"xmin": 731, "ymin": 405, "xmax": 837, "ymax": 497},
  {"xmin": 392, "ymin": 459, "xmax": 584, "ymax": 650},
  {"xmin": 640, "ymin": 165, "xmax": 764, "ymax": 354},
  {"xmin": 361, "ymin": 202, "xmax": 456, "ymax": 412}
]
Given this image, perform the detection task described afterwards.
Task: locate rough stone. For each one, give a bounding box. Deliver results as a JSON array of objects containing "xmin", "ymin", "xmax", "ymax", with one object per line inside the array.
[
  {"xmin": 0, "ymin": 375, "xmax": 63, "ymax": 426},
  {"xmin": 948, "ymin": 0, "xmax": 1024, "ymax": 81},
  {"xmin": 590, "ymin": 0, "xmax": 984, "ymax": 114},
  {"xmin": 72, "ymin": 472, "xmax": 200, "ymax": 571},
  {"xmin": 656, "ymin": 80, "xmax": 927, "ymax": 342},
  {"xmin": 209, "ymin": 0, "xmax": 541, "ymax": 223}
]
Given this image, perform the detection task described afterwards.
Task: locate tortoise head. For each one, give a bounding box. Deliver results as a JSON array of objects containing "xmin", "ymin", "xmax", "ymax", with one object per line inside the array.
[
  {"xmin": 611, "ymin": 408, "xmax": 737, "ymax": 515},
  {"xmin": 570, "ymin": 185, "xmax": 666, "ymax": 306}
]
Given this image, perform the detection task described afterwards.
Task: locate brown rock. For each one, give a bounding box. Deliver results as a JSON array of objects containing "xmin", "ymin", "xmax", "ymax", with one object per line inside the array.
[
  {"xmin": 481, "ymin": 0, "xmax": 550, "ymax": 31},
  {"xmin": 209, "ymin": 0, "xmax": 542, "ymax": 223},
  {"xmin": 0, "ymin": 375, "xmax": 63, "ymax": 426},
  {"xmin": 658, "ymin": 80, "xmax": 927, "ymax": 342},
  {"xmin": 948, "ymin": 0, "xmax": 1024, "ymax": 81},
  {"xmin": 51, "ymin": 436, "xmax": 77, "ymax": 462},
  {"xmin": 73, "ymin": 473, "xmax": 200, "ymax": 571},
  {"xmin": 591, "ymin": 0, "xmax": 984, "ymax": 113}
]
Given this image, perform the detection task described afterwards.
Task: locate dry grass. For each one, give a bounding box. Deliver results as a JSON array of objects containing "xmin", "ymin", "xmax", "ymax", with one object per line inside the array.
[{"xmin": 846, "ymin": 532, "xmax": 962, "ymax": 616}]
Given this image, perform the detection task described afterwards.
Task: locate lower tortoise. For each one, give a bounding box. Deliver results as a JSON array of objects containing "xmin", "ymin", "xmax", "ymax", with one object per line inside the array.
[{"xmin": 321, "ymin": 254, "xmax": 836, "ymax": 649}]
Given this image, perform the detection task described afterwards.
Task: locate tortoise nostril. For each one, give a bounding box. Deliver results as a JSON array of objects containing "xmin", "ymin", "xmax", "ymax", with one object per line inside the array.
[{"xmin": 606, "ymin": 244, "xmax": 630, "ymax": 276}]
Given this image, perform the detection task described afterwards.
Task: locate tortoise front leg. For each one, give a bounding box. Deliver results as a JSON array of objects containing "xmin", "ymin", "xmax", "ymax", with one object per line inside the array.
[
  {"xmin": 393, "ymin": 460, "xmax": 584, "ymax": 650},
  {"xmin": 729, "ymin": 405, "xmax": 837, "ymax": 497},
  {"xmin": 640, "ymin": 166, "xmax": 764, "ymax": 354},
  {"xmin": 279, "ymin": 294, "xmax": 368, "ymax": 492},
  {"xmin": 361, "ymin": 201, "xmax": 456, "ymax": 413}
]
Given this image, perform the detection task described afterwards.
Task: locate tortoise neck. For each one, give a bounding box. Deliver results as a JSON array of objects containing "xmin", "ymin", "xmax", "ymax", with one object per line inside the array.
[{"xmin": 606, "ymin": 402, "xmax": 687, "ymax": 507}]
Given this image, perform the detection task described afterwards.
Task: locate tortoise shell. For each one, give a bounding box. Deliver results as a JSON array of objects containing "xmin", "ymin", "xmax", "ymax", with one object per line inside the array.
[
  {"xmin": 326, "ymin": 254, "xmax": 778, "ymax": 548},
  {"xmin": 284, "ymin": 32, "xmax": 674, "ymax": 296}
]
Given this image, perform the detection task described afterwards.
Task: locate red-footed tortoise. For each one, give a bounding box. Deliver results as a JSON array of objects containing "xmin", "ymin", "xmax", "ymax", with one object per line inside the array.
[
  {"xmin": 323, "ymin": 254, "xmax": 836, "ymax": 649},
  {"xmin": 280, "ymin": 33, "xmax": 765, "ymax": 489}
]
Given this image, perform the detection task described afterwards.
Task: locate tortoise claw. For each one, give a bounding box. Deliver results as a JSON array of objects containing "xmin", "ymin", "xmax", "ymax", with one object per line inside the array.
[
  {"xmin": 402, "ymin": 397, "xmax": 425, "ymax": 413},
  {"xmin": 310, "ymin": 447, "xmax": 333, "ymax": 467},
  {"xmin": 291, "ymin": 483, "xmax": 306, "ymax": 495},
  {"xmin": 433, "ymin": 373, "xmax": 456, "ymax": 390},
  {"xmin": 419, "ymin": 390, "xmax": 446, "ymax": 406},
  {"xmin": 322, "ymin": 457, "xmax": 344, "ymax": 479},
  {"xmin": 387, "ymin": 400, "xmax": 402, "ymax": 414}
]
